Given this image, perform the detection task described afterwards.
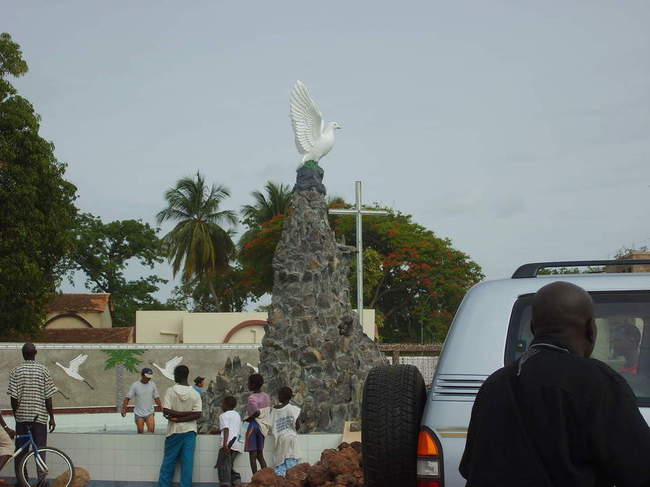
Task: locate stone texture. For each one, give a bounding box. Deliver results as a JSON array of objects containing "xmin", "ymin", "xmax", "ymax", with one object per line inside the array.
[
  {"xmin": 260, "ymin": 183, "xmax": 386, "ymax": 433},
  {"xmin": 293, "ymin": 165, "xmax": 326, "ymax": 195},
  {"xmin": 250, "ymin": 467, "xmax": 290, "ymax": 487},
  {"xmin": 199, "ymin": 171, "xmax": 385, "ymax": 433},
  {"xmin": 198, "ymin": 356, "xmax": 256, "ymax": 433},
  {"xmin": 286, "ymin": 462, "xmax": 312, "ymax": 485},
  {"xmin": 249, "ymin": 442, "xmax": 363, "ymax": 487}
]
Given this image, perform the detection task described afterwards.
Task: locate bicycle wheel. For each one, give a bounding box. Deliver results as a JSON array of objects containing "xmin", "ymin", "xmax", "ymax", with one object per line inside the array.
[{"xmin": 18, "ymin": 446, "xmax": 75, "ymax": 487}]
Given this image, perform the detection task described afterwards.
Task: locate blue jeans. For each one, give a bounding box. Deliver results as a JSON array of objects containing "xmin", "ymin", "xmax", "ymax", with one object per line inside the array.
[
  {"xmin": 15, "ymin": 422, "xmax": 47, "ymax": 487},
  {"xmin": 274, "ymin": 457, "xmax": 299, "ymax": 477},
  {"xmin": 158, "ymin": 432, "xmax": 196, "ymax": 487}
]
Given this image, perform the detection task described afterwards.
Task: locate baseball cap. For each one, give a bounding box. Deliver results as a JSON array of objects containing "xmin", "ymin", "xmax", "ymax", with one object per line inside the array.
[
  {"xmin": 141, "ymin": 367, "xmax": 153, "ymax": 378},
  {"xmin": 194, "ymin": 376, "xmax": 205, "ymax": 385}
]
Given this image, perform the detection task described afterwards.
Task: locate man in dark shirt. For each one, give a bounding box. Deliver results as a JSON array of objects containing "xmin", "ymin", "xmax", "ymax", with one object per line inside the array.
[{"xmin": 460, "ymin": 281, "xmax": 650, "ymax": 487}]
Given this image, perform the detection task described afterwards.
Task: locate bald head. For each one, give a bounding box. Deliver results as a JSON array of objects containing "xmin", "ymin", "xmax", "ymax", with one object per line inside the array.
[
  {"xmin": 531, "ymin": 282, "xmax": 596, "ymax": 357},
  {"xmin": 22, "ymin": 342, "xmax": 37, "ymax": 360}
]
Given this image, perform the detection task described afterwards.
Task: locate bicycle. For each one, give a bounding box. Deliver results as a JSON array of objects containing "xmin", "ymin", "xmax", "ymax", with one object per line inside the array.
[{"xmin": 9, "ymin": 418, "xmax": 74, "ymax": 487}]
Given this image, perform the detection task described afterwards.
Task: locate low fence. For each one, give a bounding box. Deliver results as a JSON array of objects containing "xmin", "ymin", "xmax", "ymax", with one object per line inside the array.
[{"xmin": 378, "ymin": 343, "xmax": 442, "ymax": 385}]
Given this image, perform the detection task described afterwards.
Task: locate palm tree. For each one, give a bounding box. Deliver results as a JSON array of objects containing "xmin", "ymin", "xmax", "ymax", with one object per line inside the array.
[
  {"xmin": 239, "ymin": 181, "xmax": 292, "ymax": 249},
  {"xmin": 157, "ymin": 172, "xmax": 237, "ymax": 310},
  {"xmin": 241, "ymin": 181, "xmax": 292, "ymax": 226},
  {"xmin": 102, "ymin": 349, "xmax": 145, "ymax": 411}
]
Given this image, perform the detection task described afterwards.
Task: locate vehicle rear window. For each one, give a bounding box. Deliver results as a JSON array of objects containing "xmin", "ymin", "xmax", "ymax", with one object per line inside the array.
[{"xmin": 505, "ymin": 291, "xmax": 650, "ymax": 406}]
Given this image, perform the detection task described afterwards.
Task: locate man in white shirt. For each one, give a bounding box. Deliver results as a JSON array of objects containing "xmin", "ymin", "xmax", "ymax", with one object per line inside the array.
[
  {"xmin": 158, "ymin": 365, "xmax": 202, "ymax": 487},
  {"xmin": 215, "ymin": 396, "xmax": 242, "ymax": 487}
]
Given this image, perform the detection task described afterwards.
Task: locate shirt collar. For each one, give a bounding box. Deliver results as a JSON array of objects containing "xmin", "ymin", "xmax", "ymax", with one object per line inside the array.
[{"xmin": 530, "ymin": 335, "xmax": 575, "ymax": 355}]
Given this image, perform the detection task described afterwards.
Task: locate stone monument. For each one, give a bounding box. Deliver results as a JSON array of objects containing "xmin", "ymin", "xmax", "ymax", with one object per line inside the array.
[
  {"xmin": 258, "ymin": 82, "xmax": 386, "ymax": 432},
  {"xmin": 199, "ymin": 81, "xmax": 386, "ymax": 433}
]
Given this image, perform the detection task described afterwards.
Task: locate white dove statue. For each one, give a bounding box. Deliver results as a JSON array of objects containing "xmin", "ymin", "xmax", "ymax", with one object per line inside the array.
[
  {"xmin": 55, "ymin": 354, "xmax": 94, "ymax": 389},
  {"xmin": 290, "ymin": 80, "xmax": 341, "ymax": 164},
  {"xmin": 153, "ymin": 356, "xmax": 183, "ymax": 381}
]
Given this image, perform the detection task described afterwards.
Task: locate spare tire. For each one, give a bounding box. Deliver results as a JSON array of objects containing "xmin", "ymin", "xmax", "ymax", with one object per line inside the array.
[{"xmin": 362, "ymin": 364, "xmax": 427, "ymax": 487}]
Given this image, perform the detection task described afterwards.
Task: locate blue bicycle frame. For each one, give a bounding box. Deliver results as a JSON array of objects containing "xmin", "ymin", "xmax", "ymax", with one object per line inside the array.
[{"xmin": 11, "ymin": 428, "xmax": 48, "ymax": 474}]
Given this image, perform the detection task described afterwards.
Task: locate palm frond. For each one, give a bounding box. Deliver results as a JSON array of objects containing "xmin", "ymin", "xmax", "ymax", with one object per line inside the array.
[
  {"xmin": 158, "ymin": 172, "xmax": 236, "ymax": 279},
  {"xmin": 241, "ymin": 181, "xmax": 292, "ymax": 225}
]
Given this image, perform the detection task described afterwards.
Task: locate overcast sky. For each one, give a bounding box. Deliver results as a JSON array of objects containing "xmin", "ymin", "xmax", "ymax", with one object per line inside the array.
[{"xmin": 4, "ymin": 1, "xmax": 650, "ymax": 300}]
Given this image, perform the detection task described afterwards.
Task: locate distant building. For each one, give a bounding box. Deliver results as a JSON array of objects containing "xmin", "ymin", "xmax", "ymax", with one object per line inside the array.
[
  {"xmin": 45, "ymin": 293, "xmax": 113, "ymax": 329},
  {"xmin": 606, "ymin": 250, "xmax": 650, "ymax": 273},
  {"xmin": 135, "ymin": 309, "xmax": 377, "ymax": 344},
  {"xmin": 40, "ymin": 327, "xmax": 135, "ymax": 343},
  {"xmin": 42, "ymin": 293, "xmax": 378, "ymax": 345}
]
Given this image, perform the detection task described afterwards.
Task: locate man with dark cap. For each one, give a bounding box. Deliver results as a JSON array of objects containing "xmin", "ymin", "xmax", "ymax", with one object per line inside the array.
[
  {"xmin": 121, "ymin": 367, "xmax": 162, "ymax": 434},
  {"xmin": 460, "ymin": 281, "xmax": 650, "ymax": 486},
  {"xmin": 8, "ymin": 343, "xmax": 57, "ymax": 486}
]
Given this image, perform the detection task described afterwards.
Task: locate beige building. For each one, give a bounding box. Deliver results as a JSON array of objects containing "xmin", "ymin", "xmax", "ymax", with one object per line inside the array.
[
  {"xmin": 136, "ymin": 309, "xmax": 377, "ymax": 344},
  {"xmin": 606, "ymin": 250, "xmax": 650, "ymax": 273},
  {"xmin": 45, "ymin": 293, "xmax": 113, "ymax": 329}
]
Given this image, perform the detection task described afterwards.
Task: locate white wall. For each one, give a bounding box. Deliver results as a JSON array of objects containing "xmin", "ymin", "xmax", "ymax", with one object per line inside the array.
[
  {"xmin": 12, "ymin": 432, "xmax": 343, "ymax": 484},
  {"xmin": 361, "ymin": 309, "xmax": 376, "ymax": 340}
]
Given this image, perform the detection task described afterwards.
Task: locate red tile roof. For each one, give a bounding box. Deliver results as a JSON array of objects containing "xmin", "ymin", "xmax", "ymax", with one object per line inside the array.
[
  {"xmin": 46, "ymin": 293, "xmax": 112, "ymax": 313},
  {"xmin": 39, "ymin": 327, "xmax": 134, "ymax": 343}
]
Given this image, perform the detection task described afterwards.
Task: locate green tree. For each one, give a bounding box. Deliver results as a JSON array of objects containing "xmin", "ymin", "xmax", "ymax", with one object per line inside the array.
[
  {"xmin": 238, "ymin": 182, "xmax": 292, "ymax": 287},
  {"xmin": 102, "ymin": 349, "xmax": 145, "ymax": 410},
  {"xmin": 0, "ymin": 33, "xmax": 77, "ymax": 339},
  {"xmin": 157, "ymin": 172, "xmax": 237, "ymax": 311},
  {"xmin": 239, "ymin": 213, "xmax": 286, "ymax": 298},
  {"xmin": 240, "ymin": 202, "xmax": 484, "ymax": 342},
  {"xmin": 241, "ymin": 181, "xmax": 292, "ymax": 227},
  {"xmin": 331, "ymin": 209, "xmax": 483, "ymax": 342},
  {"xmin": 167, "ymin": 266, "xmax": 252, "ymax": 312},
  {"xmin": 69, "ymin": 213, "xmax": 167, "ymax": 326}
]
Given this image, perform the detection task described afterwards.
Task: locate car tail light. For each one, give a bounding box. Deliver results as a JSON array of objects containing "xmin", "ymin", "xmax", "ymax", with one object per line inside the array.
[
  {"xmin": 417, "ymin": 427, "xmax": 443, "ymax": 486},
  {"xmin": 416, "ymin": 480, "xmax": 441, "ymax": 487}
]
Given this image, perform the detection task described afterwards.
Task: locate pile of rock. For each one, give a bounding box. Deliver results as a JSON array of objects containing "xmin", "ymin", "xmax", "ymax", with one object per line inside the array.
[
  {"xmin": 53, "ymin": 467, "xmax": 90, "ymax": 487},
  {"xmin": 249, "ymin": 442, "xmax": 363, "ymax": 487}
]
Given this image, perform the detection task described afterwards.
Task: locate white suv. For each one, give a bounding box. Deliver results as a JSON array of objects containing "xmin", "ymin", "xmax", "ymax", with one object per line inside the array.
[{"xmin": 362, "ymin": 260, "xmax": 650, "ymax": 487}]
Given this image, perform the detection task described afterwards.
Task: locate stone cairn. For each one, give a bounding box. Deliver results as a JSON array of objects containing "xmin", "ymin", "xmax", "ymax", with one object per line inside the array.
[
  {"xmin": 200, "ymin": 165, "xmax": 386, "ymax": 434},
  {"xmin": 260, "ymin": 165, "xmax": 386, "ymax": 433}
]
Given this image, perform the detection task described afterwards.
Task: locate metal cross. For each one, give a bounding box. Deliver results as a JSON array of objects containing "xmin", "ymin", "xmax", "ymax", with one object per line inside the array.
[{"xmin": 329, "ymin": 181, "xmax": 389, "ymax": 328}]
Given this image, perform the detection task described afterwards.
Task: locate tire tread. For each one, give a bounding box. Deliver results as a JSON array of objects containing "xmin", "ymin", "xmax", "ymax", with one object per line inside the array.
[{"xmin": 362, "ymin": 364, "xmax": 426, "ymax": 487}]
